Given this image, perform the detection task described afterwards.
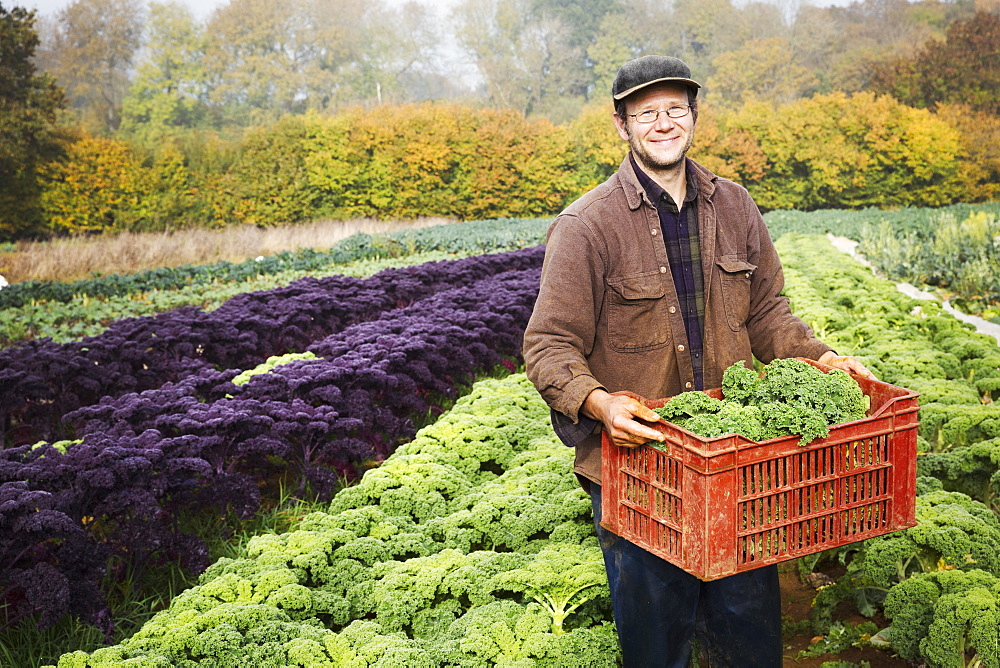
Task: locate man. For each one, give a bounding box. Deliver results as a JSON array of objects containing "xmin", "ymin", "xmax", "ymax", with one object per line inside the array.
[{"xmin": 522, "ymin": 55, "xmax": 871, "ymax": 667}]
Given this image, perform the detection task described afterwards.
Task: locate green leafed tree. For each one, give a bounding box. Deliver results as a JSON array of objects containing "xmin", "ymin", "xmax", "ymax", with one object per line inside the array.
[
  {"xmin": 119, "ymin": 0, "xmax": 210, "ymax": 145},
  {"xmin": 707, "ymin": 37, "xmax": 818, "ymax": 111},
  {"xmin": 0, "ymin": 3, "xmax": 66, "ymax": 240},
  {"xmin": 452, "ymin": 0, "xmax": 586, "ymax": 120},
  {"xmin": 199, "ymin": 0, "xmax": 442, "ymax": 125}
]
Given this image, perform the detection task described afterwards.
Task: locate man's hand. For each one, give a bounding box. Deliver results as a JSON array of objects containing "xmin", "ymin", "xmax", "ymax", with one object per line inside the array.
[
  {"xmin": 582, "ymin": 388, "xmax": 666, "ymax": 448},
  {"xmin": 818, "ymin": 351, "xmax": 876, "ymax": 379}
]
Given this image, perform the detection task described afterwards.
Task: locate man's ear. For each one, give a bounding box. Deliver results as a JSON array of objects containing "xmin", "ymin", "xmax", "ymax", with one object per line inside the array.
[{"xmin": 613, "ymin": 113, "xmax": 631, "ymax": 142}]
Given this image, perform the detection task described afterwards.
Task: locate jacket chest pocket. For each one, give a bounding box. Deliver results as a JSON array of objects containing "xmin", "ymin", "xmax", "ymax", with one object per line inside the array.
[
  {"xmin": 716, "ymin": 257, "xmax": 757, "ymax": 331},
  {"xmin": 606, "ymin": 274, "xmax": 669, "ymax": 352}
]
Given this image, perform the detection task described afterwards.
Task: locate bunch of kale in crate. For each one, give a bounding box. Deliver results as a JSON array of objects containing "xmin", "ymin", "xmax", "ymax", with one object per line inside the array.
[{"xmin": 653, "ymin": 358, "xmax": 869, "ymax": 446}]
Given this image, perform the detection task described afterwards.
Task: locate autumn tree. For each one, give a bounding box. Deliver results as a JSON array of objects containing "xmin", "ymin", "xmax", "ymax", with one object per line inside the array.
[
  {"xmin": 39, "ymin": 0, "xmax": 145, "ymax": 132},
  {"xmin": 39, "ymin": 135, "xmax": 150, "ymax": 235},
  {"xmin": 937, "ymin": 102, "xmax": 1000, "ymax": 202},
  {"xmin": 727, "ymin": 92, "xmax": 964, "ymax": 210},
  {"xmin": 452, "ymin": 0, "xmax": 587, "ymax": 119},
  {"xmin": 0, "ymin": 3, "xmax": 66, "ymax": 240},
  {"xmin": 870, "ymin": 11, "xmax": 1000, "ymax": 114},
  {"xmin": 791, "ymin": 0, "xmax": 951, "ymax": 94},
  {"xmin": 707, "ymin": 37, "xmax": 818, "ymax": 110}
]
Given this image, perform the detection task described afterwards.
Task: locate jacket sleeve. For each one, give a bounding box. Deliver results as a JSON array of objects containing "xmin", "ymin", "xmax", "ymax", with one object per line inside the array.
[
  {"xmin": 522, "ymin": 214, "xmax": 607, "ymax": 423},
  {"xmin": 742, "ymin": 191, "xmax": 833, "ymax": 363}
]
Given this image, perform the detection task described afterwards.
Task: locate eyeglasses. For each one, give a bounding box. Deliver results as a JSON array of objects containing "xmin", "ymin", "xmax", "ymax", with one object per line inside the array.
[{"xmin": 628, "ymin": 105, "xmax": 692, "ymax": 124}]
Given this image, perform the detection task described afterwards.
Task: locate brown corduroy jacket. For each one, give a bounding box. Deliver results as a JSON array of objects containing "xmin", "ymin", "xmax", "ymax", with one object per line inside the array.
[{"xmin": 522, "ymin": 155, "xmax": 833, "ymax": 484}]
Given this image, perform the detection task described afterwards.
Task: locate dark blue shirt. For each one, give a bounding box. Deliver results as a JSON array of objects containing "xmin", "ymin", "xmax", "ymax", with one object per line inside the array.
[{"xmin": 630, "ymin": 154, "xmax": 705, "ymax": 391}]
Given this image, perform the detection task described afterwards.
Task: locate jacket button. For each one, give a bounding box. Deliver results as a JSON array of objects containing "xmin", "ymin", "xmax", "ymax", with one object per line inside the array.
[
  {"xmin": 685, "ymin": 382, "xmax": 693, "ymax": 389},
  {"xmin": 660, "ymin": 266, "xmax": 667, "ymax": 273},
  {"xmin": 651, "ymin": 229, "xmax": 658, "ymax": 236},
  {"xmin": 668, "ymin": 306, "xmax": 677, "ymax": 314},
  {"xmin": 677, "ymin": 344, "xmax": 685, "ymax": 352}
]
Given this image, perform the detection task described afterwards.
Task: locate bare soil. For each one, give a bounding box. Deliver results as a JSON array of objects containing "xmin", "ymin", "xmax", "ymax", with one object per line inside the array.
[{"xmin": 780, "ymin": 564, "xmax": 911, "ymax": 667}]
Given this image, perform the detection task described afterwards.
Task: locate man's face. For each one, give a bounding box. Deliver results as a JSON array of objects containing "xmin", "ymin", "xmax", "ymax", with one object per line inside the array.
[{"xmin": 613, "ymin": 82, "xmax": 695, "ymax": 174}]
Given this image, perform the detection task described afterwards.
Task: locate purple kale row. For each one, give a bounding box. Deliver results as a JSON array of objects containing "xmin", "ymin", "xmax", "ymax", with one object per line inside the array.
[
  {"xmin": 69, "ymin": 267, "xmax": 540, "ymax": 496},
  {"xmin": 0, "ymin": 429, "xmax": 217, "ymax": 638},
  {"xmin": 0, "ymin": 246, "xmax": 544, "ymax": 446},
  {"xmin": 0, "ymin": 481, "xmax": 109, "ymax": 636}
]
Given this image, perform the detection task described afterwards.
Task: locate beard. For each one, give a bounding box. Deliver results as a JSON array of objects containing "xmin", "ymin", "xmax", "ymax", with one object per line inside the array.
[{"xmin": 627, "ymin": 127, "xmax": 695, "ymax": 174}]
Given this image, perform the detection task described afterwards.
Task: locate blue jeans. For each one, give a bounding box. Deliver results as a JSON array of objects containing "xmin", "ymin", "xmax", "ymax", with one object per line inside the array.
[{"xmin": 590, "ymin": 483, "xmax": 782, "ymax": 668}]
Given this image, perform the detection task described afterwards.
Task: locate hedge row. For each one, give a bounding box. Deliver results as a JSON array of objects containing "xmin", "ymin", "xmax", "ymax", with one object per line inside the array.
[{"xmin": 18, "ymin": 93, "xmax": 998, "ymax": 240}]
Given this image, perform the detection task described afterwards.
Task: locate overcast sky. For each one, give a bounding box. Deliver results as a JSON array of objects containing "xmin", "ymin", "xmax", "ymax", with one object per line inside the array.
[
  {"xmin": 19, "ymin": 0, "xmax": 226, "ymax": 20},
  {"xmin": 18, "ymin": 0, "xmax": 860, "ymax": 22}
]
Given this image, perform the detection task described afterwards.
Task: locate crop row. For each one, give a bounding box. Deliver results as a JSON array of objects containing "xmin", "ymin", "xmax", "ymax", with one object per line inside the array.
[
  {"xmin": 776, "ymin": 234, "xmax": 1000, "ymax": 667},
  {"xmin": 762, "ymin": 202, "xmax": 1000, "ymax": 243},
  {"xmin": 0, "ymin": 256, "xmax": 541, "ymax": 638},
  {"xmin": 0, "ymin": 245, "xmax": 544, "ymax": 446},
  {"xmin": 0, "ymin": 218, "xmax": 549, "ymax": 310},
  {"xmin": 51, "ymin": 374, "xmax": 619, "ymax": 668},
  {"xmin": 0, "ymin": 251, "xmax": 461, "ymax": 347}
]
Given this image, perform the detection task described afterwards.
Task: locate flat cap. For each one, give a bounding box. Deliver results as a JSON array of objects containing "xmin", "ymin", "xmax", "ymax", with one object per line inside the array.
[{"xmin": 612, "ymin": 55, "xmax": 701, "ymax": 100}]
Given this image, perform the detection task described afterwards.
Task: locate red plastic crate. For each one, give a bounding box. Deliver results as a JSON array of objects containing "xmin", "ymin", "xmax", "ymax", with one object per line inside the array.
[{"xmin": 600, "ymin": 359, "xmax": 919, "ymax": 581}]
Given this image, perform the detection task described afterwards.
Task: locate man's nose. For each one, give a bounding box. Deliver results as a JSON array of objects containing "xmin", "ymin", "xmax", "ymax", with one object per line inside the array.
[{"xmin": 652, "ymin": 110, "xmax": 679, "ymax": 131}]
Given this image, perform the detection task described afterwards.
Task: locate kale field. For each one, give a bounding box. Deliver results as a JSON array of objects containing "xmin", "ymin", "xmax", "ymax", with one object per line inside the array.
[{"xmin": 2, "ymin": 208, "xmax": 999, "ymax": 667}]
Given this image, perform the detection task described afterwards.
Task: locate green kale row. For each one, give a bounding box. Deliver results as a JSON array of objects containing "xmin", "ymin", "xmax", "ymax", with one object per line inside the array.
[
  {"xmin": 776, "ymin": 233, "xmax": 1000, "ymax": 668},
  {"xmin": 51, "ymin": 375, "xmax": 618, "ymax": 668}
]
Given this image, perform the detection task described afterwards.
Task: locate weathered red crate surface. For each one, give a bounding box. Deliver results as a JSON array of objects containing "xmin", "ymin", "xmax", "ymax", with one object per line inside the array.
[{"xmin": 600, "ymin": 359, "xmax": 919, "ymax": 581}]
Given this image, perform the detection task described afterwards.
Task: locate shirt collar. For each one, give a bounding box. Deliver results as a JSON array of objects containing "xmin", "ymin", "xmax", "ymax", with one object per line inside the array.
[{"xmin": 628, "ymin": 153, "xmax": 699, "ymax": 210}]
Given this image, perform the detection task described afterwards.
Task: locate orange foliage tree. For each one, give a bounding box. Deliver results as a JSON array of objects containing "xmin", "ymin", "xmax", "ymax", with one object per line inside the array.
[{"xmin": 870, "ymin": 12, "xmax": 1000, "ymax": 115}]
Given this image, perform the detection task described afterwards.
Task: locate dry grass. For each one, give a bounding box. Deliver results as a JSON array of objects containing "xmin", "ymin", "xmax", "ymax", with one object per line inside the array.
[{"xmin": 0, "ymin": 217, "xmax": 456, "ymax": 284}]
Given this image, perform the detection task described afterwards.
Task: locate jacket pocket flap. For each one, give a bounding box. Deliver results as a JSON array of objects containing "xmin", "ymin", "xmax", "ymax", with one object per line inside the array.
[
  {"xmin": 716, "ymin": 258, "xmax": 757, "ymax": 274},
  {"xmin": 610, "ymin": 275, "xmax": 666, "ymax": 300}
]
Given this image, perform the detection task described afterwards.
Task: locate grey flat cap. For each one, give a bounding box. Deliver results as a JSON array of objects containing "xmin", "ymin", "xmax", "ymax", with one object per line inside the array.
[{"xmin": 612, "ymin": 55, "xmax": 701, "ymax": 100}]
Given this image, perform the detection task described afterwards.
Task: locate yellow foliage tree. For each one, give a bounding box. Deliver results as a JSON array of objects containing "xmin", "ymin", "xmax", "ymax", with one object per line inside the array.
[
  {"xmin": 567, "ymin": 101, "xmax": 625, "ymax": 189},
  {"xmin": 936, "ymin": 102, "xmax": 1000, "ymax": 203},
  {"xmin": 723, "ymin": 92, "xmax": 964, "ymax": 210},
  {"xmin": 39, "ymin": 134, "xmax": 151, "ymax": 235},
  {"xmin": 302, "ymin": 102, "xmax": 586, "ymax": 221}
]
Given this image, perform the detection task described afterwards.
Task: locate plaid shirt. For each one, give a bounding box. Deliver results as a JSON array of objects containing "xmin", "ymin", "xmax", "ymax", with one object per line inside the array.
[{"xmin": 630, "ymin": 154, "xmax": 705, "ymax": 390}]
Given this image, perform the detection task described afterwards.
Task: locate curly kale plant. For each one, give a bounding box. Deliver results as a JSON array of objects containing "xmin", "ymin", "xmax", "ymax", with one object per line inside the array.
[
  {"xmin": 883, "ymin": 568, "xmax": 1000, "ymax": 668},
  {"xmin": 857, "ymin": 490, "xmax": 1000, "ymax": 589},
  {"xmin": 653, "ymin": 359, "xmax": 868, "ymax": 446}
]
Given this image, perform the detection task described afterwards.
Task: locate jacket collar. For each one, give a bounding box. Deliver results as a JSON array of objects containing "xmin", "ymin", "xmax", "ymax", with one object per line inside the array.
[{"xmin": 618, "ymin": 153, "xmax": 718, "ymax": 210}]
